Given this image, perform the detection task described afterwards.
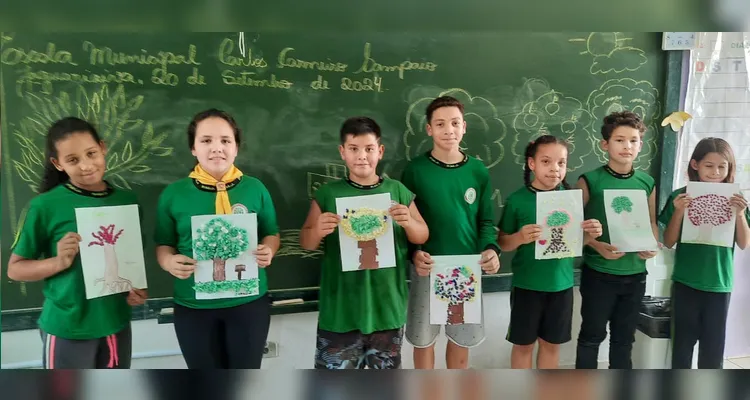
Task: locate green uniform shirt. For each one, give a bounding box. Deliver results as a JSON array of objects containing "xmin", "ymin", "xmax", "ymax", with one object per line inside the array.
[
  {"xmin": 659, "ymin": 186, "xmax": 750, "ymax": 292},
  {"xmin": 581, "ymin": 165, "xmax": 655, "ymax": 275},
  {"xmin": 154, "ymin": 176, "xmax": 279, "ymax": 309},
  {"xmin": 314, "ymin": 177, "xmax": 414, "ymax": 334},
  {"xmin": 498, "ymin": 185, "xmax": 575, "ymax": 292},
  {"xmin": 401, "ymin": 152, "xmax": 499, "ymax": 256},
  {"xmin": 11, "ymin": 182, "xmax": 139, "ymax": 339}
]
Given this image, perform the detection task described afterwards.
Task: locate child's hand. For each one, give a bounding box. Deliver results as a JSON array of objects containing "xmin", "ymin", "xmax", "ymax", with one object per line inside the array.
[
  {"xmin": 479, "ymin": 249, "xmax": 500, "ymax": 274},
  {"xmin": 316, "ymin": 212, "xmax": 341, "ymax": 238},
  {"xmin": 518, "ymin": 224, "xmax": 543, "ymax": 245},
  {"xmin": 595, "ymin": 242, "xmax": 625, "ymax": 260},
  {"xmin": 581, "ymin": 219, "xmax": 603, "ymax": 239},
  {"xmin": 638, "ymin": 250, "xmax": 659, "ymax": 260},
  {"xmin": 730, "ymin": 193, "xmax": 748, "ymax": 214},
  {"xmin": 55, "ymin": 232, "xmax": 82, "ymax": 272},
  {"xmin": 253, "ymin": 244, "xmax": 274, "ymax": 268},
  {"xmin": 126, "ymin": 288, "xmax": 148, "ymax": 306},
  {"xmin": 413, "ymin": 250, "xmax": 434, "ymax": 277},
  {"xmin": 389, "ymin": 204, "xmax": 412, "ymax": 228},
  {"xmin": 673, "ymin": 193, "xmax": 692, "ymax": 213},
  {"xmin": 166, "ymin": 254, "xmax": 196, "ymax": 279}
]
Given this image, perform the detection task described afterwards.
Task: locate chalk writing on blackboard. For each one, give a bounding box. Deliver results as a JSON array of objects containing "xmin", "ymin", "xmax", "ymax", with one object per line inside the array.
[{"xmin": 568, "ymin": 32, "xmax": 648, "ymax": 75}]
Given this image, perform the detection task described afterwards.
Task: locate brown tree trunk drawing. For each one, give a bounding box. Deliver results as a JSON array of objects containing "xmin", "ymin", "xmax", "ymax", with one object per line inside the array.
[
  {"xmin": 448, "ymin": 302, "xmax": 465, "ymax": 325},
  {"xmin": 543, "ymin": 227, "xmax": 570, "ymax": 256},
  {"xmin": 236, "ymin": 264, "xmax": 246, "ymax": 280},
  {"xmin": 213, "ymin": 258, "xmax": 227, "ymax": 281},
  {"xmin": 358, "ymin": 239, "xmax": 379, "ymax": 270}
]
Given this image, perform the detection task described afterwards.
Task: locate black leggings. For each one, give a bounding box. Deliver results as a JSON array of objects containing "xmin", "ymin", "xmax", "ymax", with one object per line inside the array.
[
  {"xmin": 173, "ymin": 295, "xmax": 271, "ymax": 369},
  {"xmin": 671, "ymin": 281, "xmax": 730, "ymax": 369}
]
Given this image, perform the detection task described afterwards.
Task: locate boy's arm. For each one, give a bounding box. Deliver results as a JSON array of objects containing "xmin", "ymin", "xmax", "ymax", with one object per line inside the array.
[
  {"xmin": 648, "ymin": 188, "xmax": 660, "ymax": 243},
  {"xmin": 300, "ymin": 200, "xmax": 324, "ymax": 251},
  {"xmin": 403, "ymin": 201, "xmax": 429, "ymax": 245},
  {"xmin": 478, "ymin": 174, "xmax": 500, "ymax": 254}
]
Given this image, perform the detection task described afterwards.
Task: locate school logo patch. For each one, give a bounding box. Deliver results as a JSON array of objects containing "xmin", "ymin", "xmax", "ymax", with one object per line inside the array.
[
  {"xmin": 464, "ymin": 188, "xmax": 477, "ymax": 204},
  {"xmin": 232, "ymin": 203, "xmax": 249, "ymax": 214}
]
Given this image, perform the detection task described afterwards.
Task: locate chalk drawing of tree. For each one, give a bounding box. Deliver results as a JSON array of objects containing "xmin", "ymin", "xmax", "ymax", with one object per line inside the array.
[
  {"xmin": 404, "ymin": 88, "xmax": 506, "ymax": 169},
  {"xmin": 543, "ymin": 210, "xmax": 572, "ymax": 256},
  {"xmin": 687, "ymin": 194, "xmax": 733, "ymax": 243},
  {"xmin": 12, "ymin": 83, "xmax": 173, "ymax": 193},
  {"xmin": 586, "ymin": 79, "xmax": 660, "ymax": 171},
  {"xmin": 193, "ymin": 217, "xmax": 257, "ymax": 295},
  {"xmin": 611, "ymin": 195, "xmax": 637, "ymax": 227},
  {"xmin": 340, "ymin": 207, "xmax": 389, "ymax": 270},
  {"xmin": 88, "ymin": 224, "xmax": 132, "ymax": 295},
  {"xmin": 511, "ymin": 79, "xmax": 593, "ymax": 171},
  {"xmin": 434, "ymin": 266, "xmax": 477, "ymax": 325}
]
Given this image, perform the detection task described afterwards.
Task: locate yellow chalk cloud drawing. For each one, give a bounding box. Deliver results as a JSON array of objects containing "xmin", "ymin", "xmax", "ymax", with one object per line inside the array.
[
  {"xmin": 586, "ymin": 78, "xmax": 661, "ymax": 171},
  {"xmin": 404, "ymin": 88, "xmax": 506, "ymax": 169},
  {"xmin": 569, "ymin": 32, "xmax": 648, "ymax": 75}
]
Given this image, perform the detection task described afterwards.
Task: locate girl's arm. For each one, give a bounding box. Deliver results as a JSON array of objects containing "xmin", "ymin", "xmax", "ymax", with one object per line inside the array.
[
  {"xmin": 261, "ymin": 234, "xmax": 281, "ymax": 255},
  {"xmin": 736, "ymin": 215, "xmax": 749, "ymax": 250},
  {"xmin": 7, "ymin": 254, "xmax": 66, "ymax": 282},
  {"xmin": 498, "ymin": 230, "xmax": 524, "ymax": 252}
]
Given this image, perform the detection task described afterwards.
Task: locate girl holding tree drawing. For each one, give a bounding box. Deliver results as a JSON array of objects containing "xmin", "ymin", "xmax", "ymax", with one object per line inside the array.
[
  {"xmin": 154, "ymin": 109, "xmax": 280, "ymax": 369},
  {"xmin": 659, "ymin": 137, "xmax": 749, "ymax": 369},
  {"xmin": 7, "ymin": 117, "xmax": 147, "ymax": 369},
  {"xmin": 498, "ymin": 135, "xmax": 602, "ymax": 369}
]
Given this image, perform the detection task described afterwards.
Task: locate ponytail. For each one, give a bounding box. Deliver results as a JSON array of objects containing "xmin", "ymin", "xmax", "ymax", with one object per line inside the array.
[{"xmin": 38, "ymin": 117, "xmax": 102, "ymax": 193}]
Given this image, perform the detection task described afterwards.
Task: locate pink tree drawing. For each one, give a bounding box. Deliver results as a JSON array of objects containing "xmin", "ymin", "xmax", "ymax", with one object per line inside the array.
[
  {"xmin": 687, "ymin": 194, "xmax": 732, "ymax": 243},
  {"xmin": 88, "ymin": 224, "xmax": 132, "ymax": 294},
  {"xmin": 434, "ymin": 266, "xmax": 477, "ymax": 325}
]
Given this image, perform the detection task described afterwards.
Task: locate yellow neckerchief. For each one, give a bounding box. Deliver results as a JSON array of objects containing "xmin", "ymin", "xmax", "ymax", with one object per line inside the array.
[{"xmin": 189, "ymin": 164, "xmax": 243, "ymax": 214}]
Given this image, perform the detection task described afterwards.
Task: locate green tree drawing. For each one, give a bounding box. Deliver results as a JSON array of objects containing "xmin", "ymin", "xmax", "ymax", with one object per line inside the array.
[
  {"xmin": 12, "ymin": 83, "xmax": 173, "ymax": 193},
  {"xmin": 193, "ymin": 217, "xmax": 250, "ymax": 283},
  {"xmin": 611, "ymin": 195, "xmax": 635, "ymax": 227}
]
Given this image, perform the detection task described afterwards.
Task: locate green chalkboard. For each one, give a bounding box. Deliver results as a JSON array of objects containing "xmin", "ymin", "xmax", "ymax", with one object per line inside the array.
[{"xmin": 1, "ymin": 32, "xmax": 666, "ymax": 311}]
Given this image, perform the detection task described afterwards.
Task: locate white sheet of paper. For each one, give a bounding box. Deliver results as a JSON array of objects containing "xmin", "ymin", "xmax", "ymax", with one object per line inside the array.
[
  {"xmin": 430, "ymin": 255, "xmax": 482, "ymax": 326},
  {"xmin": 335, "ymin": 193, "xmax": 396, "ymax": 272},
  {"xmin": 603, "ymin": 189, "xmax": 659, "ymax": 252},
  {"xmin": 191, "ymin": 213, "xmax": 259, "ymax": 300},
  {"xmin": 681, "ymin": 182, "xmax": 740, "ymax": 248},
  {"xmin": 535, "ymin": 189, "xmax": 584, "ymax": 260},
  {"xmin": 75, "ymin": 204, "xmax": 148, "ymax": 300}
]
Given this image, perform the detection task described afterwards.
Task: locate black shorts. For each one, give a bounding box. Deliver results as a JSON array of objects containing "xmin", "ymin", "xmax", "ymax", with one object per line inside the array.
[
  {"xmin": 506, "ymin": 286, "xmax": 573, "ymax": 345},
  {"xmin": 314, "ymin": 327, "xmax": 403, "ymax": 369}
]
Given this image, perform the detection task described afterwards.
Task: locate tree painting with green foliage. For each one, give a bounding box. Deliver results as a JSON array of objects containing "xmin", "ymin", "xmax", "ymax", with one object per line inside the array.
[
  {"xmin": 192, "ymin": 217, "xmax": 255, "ymax": 295},
  {"xmin": 611, "ymin": 195, "xmax": 636, "ymax": 227},
  {"xmin": 542, "ymin": 210, "xmax": 572, "ymax": 256}
]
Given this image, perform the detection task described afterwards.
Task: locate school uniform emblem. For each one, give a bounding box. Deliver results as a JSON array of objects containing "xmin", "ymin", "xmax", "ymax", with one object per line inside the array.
[
  {"xmin": 464, "ymin": 188, "xmax": 476, "ymax": 204},
  {"xmin": 232, "ymin": 203, "xmax": 249, "ymax": 214}
]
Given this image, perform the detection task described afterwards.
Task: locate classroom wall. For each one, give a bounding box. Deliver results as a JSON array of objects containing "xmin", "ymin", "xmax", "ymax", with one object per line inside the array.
[
  {"xmin": 0, "ymin": 289, "xmax": 612, "ymax": 369},
  {"xmin": 724, "ymin": 250, "xmax": 750, "ymax": 358}
]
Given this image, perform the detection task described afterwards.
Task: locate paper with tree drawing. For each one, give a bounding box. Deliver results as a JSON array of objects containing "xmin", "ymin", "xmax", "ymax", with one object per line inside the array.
[
  {"xmin": 681, "ymin": 182, "xmax": 739, "ymax": 248},
  {"xmin": 430, "ymin": 255, "xmax": 482, "ymax": 325},
  {"xmin": 191, "ymin": 214, "xmax": 259, "ymax": 300},
  {"xmin": 336, "ymin": 193, "xmax": 396, "ymax": 272},
  {"xmin": 535, "ymin": 189, "xmax": 584, "ymax": 260},
  {"xmin": 603, "ymin": 189, "xmax": 659, "ymax": 253},
  {"xmin": 75, "ymin": 204, "xmax": 147, "ymax": 300}
]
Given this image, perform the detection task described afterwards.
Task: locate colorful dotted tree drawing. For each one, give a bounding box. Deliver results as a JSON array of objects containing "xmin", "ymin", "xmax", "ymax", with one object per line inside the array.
[
  {"xmin": 541, "ymin": 210, "xmax": 572, "ymax": 256},
  {"xmin": 340, "ymin": 207, "xmax": 389, "ymax": 270},
  {"xmin": 433, "ymin": 266, "xmax": 478, "ymax": 325},
  {"xmin": 192, "ymin": 217, "xmax": 258, "ymax": 295},
  {"xmin": 687, "ymin": 194, "xmax": 733, "ymax": 243},
  {"xmin": 88, "ymin": 224, "xmax": 132, "ymax": 295}
]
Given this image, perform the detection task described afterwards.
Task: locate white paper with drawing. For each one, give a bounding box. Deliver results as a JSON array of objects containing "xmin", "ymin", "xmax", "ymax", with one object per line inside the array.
[
  {"xmin": 75, "ymin": 204, "xmax": 147, "ymax": 300},
  {"xmin": 603, "ymin": 189, "xmax": 658, "ymax": 252},
  {"xmin": 336, "ymin": 193, "xmax": 396, "ymax": 272},
  {"xmin": 191, "ymin": 213, "xmax": 259, "ymax": 300},
  {"xmin": 535, "ymin": 189, "xmax": 584, "ymax": 260},
  {"xmin": 681, "ymin": 182, "xmax": 739, "ymax": 248},
  {"xmin": 430, "ymin": 255, "xmax": 482, "ymax": 326}
]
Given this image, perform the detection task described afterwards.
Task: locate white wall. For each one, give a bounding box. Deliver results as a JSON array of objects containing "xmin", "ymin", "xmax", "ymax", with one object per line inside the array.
[{"xmin": 1, "ymin": 289, "xmax": 612, "ymax": 369}]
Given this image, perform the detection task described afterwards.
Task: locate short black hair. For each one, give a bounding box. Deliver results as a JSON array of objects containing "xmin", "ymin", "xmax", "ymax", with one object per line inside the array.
[
  {"xmin": 339, "ymin": 116, "xmax": 381, "ymax": 144},
  {"xmin": 426, "ymin": 95, "xmax": 464, "ymax": 123}
]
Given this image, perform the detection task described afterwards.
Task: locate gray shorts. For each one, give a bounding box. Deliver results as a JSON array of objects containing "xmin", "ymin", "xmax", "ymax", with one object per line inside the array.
[
  {"xmin": 405, "ymin": 266, "xmax": 485, "ymax": 349},
  {"xmin": 41, "ymin": 324, "xmax": 132, "ymax": 369}
]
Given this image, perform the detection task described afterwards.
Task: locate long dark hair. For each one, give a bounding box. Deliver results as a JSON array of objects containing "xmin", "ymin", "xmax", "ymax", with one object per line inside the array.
[
  {"xmin": 39, "ymin": 117, "xmax": 103, "ymax": 193},
  {"xmin": 523, "ymin": 135, "xmax": 571, "ymax": 189},
  {"xmin": 687, "ymin": 137, "xmax": 736, "ymax": 183}
]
